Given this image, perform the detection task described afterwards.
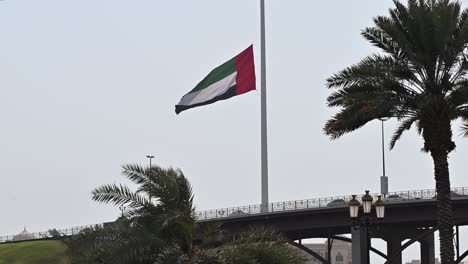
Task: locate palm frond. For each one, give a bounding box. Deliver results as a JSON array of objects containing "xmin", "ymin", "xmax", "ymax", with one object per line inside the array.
[
  {"xmin": 220, "ymin": 227, "xmax": 305, "ymax": 264},
  {"xmin": 194, "ymin": 222, "xmax": 225, "ymax": 248},
  {"xmin": 324, "ymin": 89, "xmax": 408, "ymax": 139},
  {"xmin": 65, "ymin": 219, "xmax": 164, "ymax": 264},
  {"xmin": 463, "ymin": 121, "xmax": 468, "ymax": 137},
  {"xmin": 324, "ymin": 106, "xmax": 379, "ymax": 139},
  {"xmin": 128, "ymin": 166, "xmax": 194, "ymax": 213},
  {"xmin": 447, "ymin": 79, "xmax": 468, "ymax": 108},
  {"xmin": 361, "ymin": 25, "xmax": 406, "ymax": 60},
  {"xmin": 121, "ymin": 164, "xmax": 153, "ymax": 186},
  {"xmin": 390, "ymin": 116, "xmax": 418, "ymax": 149},
  {"xmin": 228, "ymin": 226, "xmax": 287, "ymax": 245},
  {"xmin": 91, "ymin": 183, "xmax": 150, "ymax": 210},
  {"xmin": 325, "ymin": 0, "xmax": 468, "ymax": 145},
  {"xmin": 326, "ymin": 54, "xmax": 417, "ymax": 90}
]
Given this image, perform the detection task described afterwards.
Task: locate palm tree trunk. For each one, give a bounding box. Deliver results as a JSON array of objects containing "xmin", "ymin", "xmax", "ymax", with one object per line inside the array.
[{"xmin": 431, "ymin": 150, "xmax": 455, "ymax": 264}]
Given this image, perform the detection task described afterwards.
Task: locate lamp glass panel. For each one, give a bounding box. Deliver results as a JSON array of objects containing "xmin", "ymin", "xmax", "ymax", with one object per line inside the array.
[
  {"xmin": 350, "ymin": 205, "xmax": 359, "ymax": 218},
  {"xmin": 376, "ymin": 206, "xmax": 385, "ymax": 219},
  {"xmin": 363, "ymin": 201, "xmax": 372, "ymax": 214}
]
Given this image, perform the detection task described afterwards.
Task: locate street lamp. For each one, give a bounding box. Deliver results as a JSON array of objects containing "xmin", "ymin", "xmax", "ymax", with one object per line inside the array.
[
  {"xmin": 146, "ymin": 155, "xmax": 155, "ymax": 167},
  {"xmin": 349, "ymin": 191, "xmax": 386, "ymax": 264},
  {"xmin": 349, "ymin": 195, "xmax": 360, "ymax": 219},
  {"xmin": 362, "ymin": 190, "xmax": 374, "ymax": 214},
  {"xmin": 375, "ymin": 195, "xmax": 385, "ymax": 219},
  {"xmin": 348, "ymin": 190, "xmax": 386, "ymax": 223}
]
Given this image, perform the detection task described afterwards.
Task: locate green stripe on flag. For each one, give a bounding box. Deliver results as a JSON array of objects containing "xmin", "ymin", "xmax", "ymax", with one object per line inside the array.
[{"xmin": 188, "ymin": 58, "xmax": 236, "ymax": 94}]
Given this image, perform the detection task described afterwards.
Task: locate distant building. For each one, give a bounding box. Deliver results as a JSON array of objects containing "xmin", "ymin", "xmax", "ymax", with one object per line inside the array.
[
  {"xmin": 294, "ymin": 240, "xmax": 352, "ymax": 264},
  {"xmin": 12, "ymin": 227, "xmax": 35, "ymax": 241}
]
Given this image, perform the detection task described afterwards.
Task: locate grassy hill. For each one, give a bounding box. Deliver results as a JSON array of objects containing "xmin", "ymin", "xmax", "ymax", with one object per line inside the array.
[{"xmin": 0, "ymin": 240, "xmax": 70, "ymax": 264}]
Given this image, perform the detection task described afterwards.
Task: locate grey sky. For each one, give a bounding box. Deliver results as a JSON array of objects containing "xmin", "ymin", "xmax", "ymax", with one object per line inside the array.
[{"xmin": 1, "ymin": 0, "xmax": 467, "ymax": 262}]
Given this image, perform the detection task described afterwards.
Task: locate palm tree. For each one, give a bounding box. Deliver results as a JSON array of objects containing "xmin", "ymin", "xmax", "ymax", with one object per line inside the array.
[
  {"xmin": 324, "ymin": 1, "xmax": 468, "ymax": 263},
  {"xmin": 68, "ymin": 164, "xmax": 304, "ymax": 264},
  {"xmin": 463, "ymin": 122, "xmax": 468, "ymax": 136},
  {"xmin": 92, "ymin": 164, "xmax": 197, "ymax": 260}
]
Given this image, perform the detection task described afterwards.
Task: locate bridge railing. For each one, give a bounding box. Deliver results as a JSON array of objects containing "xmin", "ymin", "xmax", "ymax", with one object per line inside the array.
[
  {"xmin": 2, "ymin": 187, "xmax": 467, "ymax": 242},
  {"xmin": 196, "ymin": 187, "xmax": 468, "ymax": 221},
  {"xmin": 0, "ymin": 224, "xmax": 103, "ymax": 243}
]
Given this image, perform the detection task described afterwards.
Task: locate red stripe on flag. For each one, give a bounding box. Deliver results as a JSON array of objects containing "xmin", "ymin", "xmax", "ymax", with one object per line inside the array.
[{"xmin": 234, "ymin": 45, "xmax": 256, "ymax": 95}]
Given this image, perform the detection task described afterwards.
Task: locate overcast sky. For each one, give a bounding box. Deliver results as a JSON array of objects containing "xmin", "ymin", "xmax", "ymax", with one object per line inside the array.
[{"xmin": 1, "ymin": 0, "xmax": 467, "ymax": 262}]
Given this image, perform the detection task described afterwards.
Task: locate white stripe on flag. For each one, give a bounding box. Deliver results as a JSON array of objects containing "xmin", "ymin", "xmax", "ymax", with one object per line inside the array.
[{"xmin": 178, "ymin": 72, "xmax": 237, "ymax": 106}]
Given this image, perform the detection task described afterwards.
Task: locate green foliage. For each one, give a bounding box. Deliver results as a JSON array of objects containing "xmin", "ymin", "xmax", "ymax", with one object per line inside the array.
[
  {"xmin": 324, "ymin": 0, "xmax": 468, "ymax": 152},
  {"xmin": 67, "ymin": 164, "xmax": 304, "ymax": 264},
  {"xmin": 66, "ymin": 164, "xmax": 190, "ymax": 264},
  {"xmin": 219, "ymin": 227, "xmax": 304, "ymax": 264},
  {"xmin": 155, "ymin": 227, "xmax": 305, "ymax": 264},
  {"xmin": 48, "ymin": 229, "xmax": 63, "ymax": 238},
  {"xmin": 65, "ymin": 219, "xmax": 162, "ymax": 264},
  {"xmin": 0, "ymin": 240, "xmax": 70, "ymax": 264}
]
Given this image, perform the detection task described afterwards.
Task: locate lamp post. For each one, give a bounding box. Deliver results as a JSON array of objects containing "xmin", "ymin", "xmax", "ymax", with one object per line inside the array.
[
  {"xmin": 378, "ymin": 117, "xmax": 390, "ymax": 197},
  {"xmin": 146, "ymin": 155, "xmax": 155, "ymax": 167},
  {"xmin": 349, "ymin": 191, "xmax": 386, "ymax": 226},
  {"xmin": 349, "ymin": 191, "xmax": 386, "ymax": 264}
]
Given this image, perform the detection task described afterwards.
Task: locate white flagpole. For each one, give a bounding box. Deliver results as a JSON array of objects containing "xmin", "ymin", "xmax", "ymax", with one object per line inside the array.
[{"xmin": 260, "ymin": 0, "xmax": 269, "ymax": 209}]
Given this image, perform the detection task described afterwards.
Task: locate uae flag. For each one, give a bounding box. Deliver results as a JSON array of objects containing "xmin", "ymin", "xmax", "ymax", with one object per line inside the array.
[{"xmin": 175, "ymin": 45, "xmax": 256, "ymax": 114}]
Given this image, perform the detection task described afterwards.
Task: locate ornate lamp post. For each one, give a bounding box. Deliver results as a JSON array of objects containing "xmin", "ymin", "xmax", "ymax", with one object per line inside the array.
[
  {"xmin": 349, "ymin": 191, "xmax": 386, "ymax": 264},
  {"xmin": 349, "ymin": 191, "xmax": 386, "ymax": 226}
]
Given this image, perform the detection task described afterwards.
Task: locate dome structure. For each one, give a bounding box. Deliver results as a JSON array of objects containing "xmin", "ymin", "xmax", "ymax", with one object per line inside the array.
[{"xmin": 12, "ymin": 226, "xmax": 35, "ymax": 241}]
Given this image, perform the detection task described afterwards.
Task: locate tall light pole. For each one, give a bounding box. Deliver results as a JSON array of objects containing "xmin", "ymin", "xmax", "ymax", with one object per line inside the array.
[
  {"xmin": 146, "ymin": 155, "xmax": 155, "ymax": 167},
  {"xmin": 378, "ymin": 118, "xmax": 389, "ymax": 197}
]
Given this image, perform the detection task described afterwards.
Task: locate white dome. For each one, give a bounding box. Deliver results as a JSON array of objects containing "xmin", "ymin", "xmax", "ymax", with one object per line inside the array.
[{"xmin": 12, "ymin": 227, "xmax": 35, "ymax": 241}]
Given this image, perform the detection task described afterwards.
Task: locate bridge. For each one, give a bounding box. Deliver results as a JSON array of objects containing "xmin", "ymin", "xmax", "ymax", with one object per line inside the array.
[
  {"xmin": 197, "ymin": 187, "xmax": 468, "ymax": 264},
  {"xmin": 2, "ymin": 187, "xmax": 468, "ymax": 264}
]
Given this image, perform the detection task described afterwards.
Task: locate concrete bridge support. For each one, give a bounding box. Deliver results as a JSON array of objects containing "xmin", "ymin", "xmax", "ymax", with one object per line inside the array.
[
  {"xmin": 419, "ymin": 232, "xmax": 435, "ymax": 264},
  {"xmin": 386, "ymin": 237, "xmax": 403, "ymax": 264}
]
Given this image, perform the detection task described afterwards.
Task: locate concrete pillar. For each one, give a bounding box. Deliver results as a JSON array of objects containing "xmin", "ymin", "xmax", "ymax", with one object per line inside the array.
[
  {"xmin": 352, "ymin": 227, "xmax": 369, "ymax": 264},
  {"xmin": 386, "ymin": 237, "xmax": 402, "ymax": 264},
  {"xmin": 420, "ymin": 232, "xmax": 435, "ymax": 264}
]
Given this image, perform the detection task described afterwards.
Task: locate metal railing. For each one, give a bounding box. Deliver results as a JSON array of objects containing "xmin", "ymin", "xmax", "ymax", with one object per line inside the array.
[
  {"xmin": 195, "ymin": 187, "xmax": 468, "ymax": 221},
  {"xmin": 2, "ymin": 187, "xmax": 467, "ymax": 243},
  {"xmin": 0, "ymin": 224, "xmax": 103, "ymax": 243}
]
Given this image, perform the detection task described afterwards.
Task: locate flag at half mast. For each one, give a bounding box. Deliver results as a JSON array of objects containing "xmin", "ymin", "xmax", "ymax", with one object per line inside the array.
[{"xmin": 175, "ymin": 45, "xmax": 256, "ymax": 114}]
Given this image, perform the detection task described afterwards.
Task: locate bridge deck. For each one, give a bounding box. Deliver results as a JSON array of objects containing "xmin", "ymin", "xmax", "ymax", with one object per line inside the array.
[
  {"xmin": 2, "ymin": 187, "xmax": 467, "ymax": 243},
  {"xmin": 196, "ymin": 187, "xmax": 468, "ymax": 222},
  {"xmin": 219, "ymin": 197, "xmax": 468, "ymax": 239}
]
